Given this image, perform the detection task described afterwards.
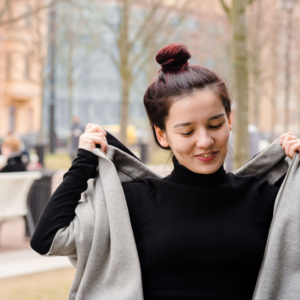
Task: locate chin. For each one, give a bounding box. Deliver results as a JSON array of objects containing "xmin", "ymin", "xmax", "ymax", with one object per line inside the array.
[
  {"xmin": 195, "ymin": 166, "xmax": 219, "ymax": 174},
  {"xmin": 192, "ymin": 161, "xmax": 222, "ymax": 175}
]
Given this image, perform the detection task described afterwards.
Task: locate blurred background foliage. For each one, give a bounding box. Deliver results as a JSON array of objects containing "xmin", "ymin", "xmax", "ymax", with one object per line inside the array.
[{"xmin": 0, "ymin": 0, "xmax": 300, "ymax": 170}]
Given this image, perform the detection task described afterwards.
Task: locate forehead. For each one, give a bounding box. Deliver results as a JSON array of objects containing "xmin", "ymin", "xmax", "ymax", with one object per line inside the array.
[{"xmin": 168, "ymin": 90, "xmax": 225, "ymax": 123}]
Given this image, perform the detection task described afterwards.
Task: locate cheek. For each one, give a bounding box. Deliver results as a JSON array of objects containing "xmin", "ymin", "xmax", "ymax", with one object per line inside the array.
[
  {"xmin": 170, "ymin": 135, "xmax": 195, "ymax": 155},
  {"xmin": 216, "ymin": 127, "xmax": 230, "ymax": 150}
]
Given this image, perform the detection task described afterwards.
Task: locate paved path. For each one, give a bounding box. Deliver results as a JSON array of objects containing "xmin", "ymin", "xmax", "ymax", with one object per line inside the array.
[
  {"xmin": 0, "ymin": 248, "xmax": 72, "ymax": 279},
  {"xmin": 0, "ymin": 219, "xmax": 72, "ymax": 279}
]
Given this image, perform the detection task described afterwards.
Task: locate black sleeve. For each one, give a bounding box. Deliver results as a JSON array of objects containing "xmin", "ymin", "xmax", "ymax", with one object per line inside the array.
[
  {"xmin": 105, "ymin": 131, "xmax": 140, "ymax": 161},
  {"xmin": 30, "ymin": 148, "xmax": 99, "ymax": 255},
  {"xmin": 31, "ymin": 131, "xmax": 140, "ymax": 255}
]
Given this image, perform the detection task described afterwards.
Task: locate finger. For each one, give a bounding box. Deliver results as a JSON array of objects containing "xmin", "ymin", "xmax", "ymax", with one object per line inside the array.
[
  {"xmin": 85, "ymin": 123, "xmax": 94, "ymax": 132},
  {"xmin": 86, "ymin": 124, "xmax": 106, "ymax": 135},
  {"xmin": 280, "ymin": 132, "xmax": 294, "ymax": 144},
  {"xmin": 85, "ymin": 136, "xmax": 108, "ymax": 152},
  {"xmin": 92, "ymin": 136, "xmax": 108, "ymax": 153},
  {"xmin": 86, "ymin": 124, "xmax": 98, "ymax": 133},
  {"xmin": 283, "ymin": 140, "xmax": 295, "ymax": 156},
  {"xmin": 289, "ymin": 141, "xmax": 300, "ymax": 158},
  {"xmin": 280, "ymin": 132, "xmax": 293, "ymax": 138},
  {"xmin": 86, "ymin": 132, "xmax": 107, "ymax": 142},
  {"xmin": 279, "ymin": 133, "xmax": 289, "ymax": 144},
  {"xmin": 282, "ymin": 134, "xmax": 297, "ymax": 148},
  {"xmin": 284, "ymin": 140, "xmax": 298, "ymax": 157}
]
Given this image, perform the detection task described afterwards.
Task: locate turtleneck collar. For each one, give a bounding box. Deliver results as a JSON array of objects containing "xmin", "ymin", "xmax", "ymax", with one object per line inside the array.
[{"xmin": 169, "ymin": 155, "xmax": 228, "ymax": 187}]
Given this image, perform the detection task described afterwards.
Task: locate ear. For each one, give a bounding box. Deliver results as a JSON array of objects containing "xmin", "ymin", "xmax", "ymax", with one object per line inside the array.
[
  {"xmin": 228, "ymin": 114, "xmax": 232, "ymax": 131},
  {"xmin": 154, "ymin": 126, "xmax": 169, "ymax": 148}
]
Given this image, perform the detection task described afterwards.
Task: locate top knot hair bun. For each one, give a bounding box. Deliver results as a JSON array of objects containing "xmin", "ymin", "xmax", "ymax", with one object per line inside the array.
[{"xmin": 156, "ymin": 43, "xmax": 191, "ymax": 72}]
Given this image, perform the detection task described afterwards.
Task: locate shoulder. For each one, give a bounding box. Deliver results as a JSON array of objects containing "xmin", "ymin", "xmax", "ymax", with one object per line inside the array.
[
  {"xmin": 227, "ymin": 172, "xmax": 279, "ymax": 198},
  {"xmin": 122, "ymin": 177, "xmax": 163, "ymax": 197},
  {"xmin": 122, "ymin": 177, "xmax": 165, "ymax": 219}
]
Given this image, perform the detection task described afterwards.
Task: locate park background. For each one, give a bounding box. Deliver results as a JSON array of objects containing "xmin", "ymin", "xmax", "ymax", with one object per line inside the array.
[{"xmin": 0, "ymin": 0, "xmax": 299, "ymax": 299}]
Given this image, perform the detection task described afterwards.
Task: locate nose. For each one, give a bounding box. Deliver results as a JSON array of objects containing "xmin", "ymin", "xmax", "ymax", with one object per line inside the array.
[{"xmin": 195, "ymin": 129, "xmax": 214, "ymax": 149}]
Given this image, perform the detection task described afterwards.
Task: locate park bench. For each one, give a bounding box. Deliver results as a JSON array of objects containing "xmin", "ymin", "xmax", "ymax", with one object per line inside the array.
[{"xmin": 0, "ymin": 171, "xmax": 42, "ymax": 239}]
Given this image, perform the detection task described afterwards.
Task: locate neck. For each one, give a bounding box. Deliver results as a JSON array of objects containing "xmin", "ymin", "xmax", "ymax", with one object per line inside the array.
[{"xmin": 169, "ymin": 156, "xmax": 228, "ymax": 187}]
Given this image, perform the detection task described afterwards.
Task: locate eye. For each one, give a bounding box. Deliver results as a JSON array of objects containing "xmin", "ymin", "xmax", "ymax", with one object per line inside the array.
[
  {"xmin": 181, "ymin": 130, "xmax": 194, "ymax": 136},
  {"xmin": 209, "ymin": 123, "xmax": 223, "ymax": 129}
]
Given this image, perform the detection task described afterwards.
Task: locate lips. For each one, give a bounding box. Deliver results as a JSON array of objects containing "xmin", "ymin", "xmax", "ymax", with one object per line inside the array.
[
  {"xmin": 195, "ymin": 151, "xmax": 218, "ymax": 162},
  {"xmin": 196, "ymin": 151, "xmax": 218, "ymax": 157},
  {"xmin": 198, "ymin": 152, "xmax": 216, "ymax": 157}
]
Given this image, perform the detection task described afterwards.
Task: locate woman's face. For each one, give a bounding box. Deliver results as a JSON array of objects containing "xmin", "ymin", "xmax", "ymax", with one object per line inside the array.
[
  {"xmin": 155, "ymin": 89, "xmax": 232, "ymax": 174},
  {"xmin": 1, "ymin": 145, "xmax": 12, "ymax": 158}
]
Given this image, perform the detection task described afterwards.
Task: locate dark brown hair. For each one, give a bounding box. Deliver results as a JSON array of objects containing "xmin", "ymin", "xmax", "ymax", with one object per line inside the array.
[{"xmin": 143, "ymin": 43, "xmax": 232, "ymax": 150}]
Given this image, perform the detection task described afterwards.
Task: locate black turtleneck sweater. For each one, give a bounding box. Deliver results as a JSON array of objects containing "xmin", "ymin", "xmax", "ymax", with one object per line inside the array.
[{"xmin": 31, "ymin": 145, "xmax": 279, "ymax": 300}]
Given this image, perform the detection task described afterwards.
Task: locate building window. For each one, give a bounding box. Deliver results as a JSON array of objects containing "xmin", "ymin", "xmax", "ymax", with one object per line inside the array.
[
  {"xmin": 9, "ymin": 106, "xmax": 16, "ymax": 133},
  {"xmin": 28, "ymin": 107, "xmax": 33, "ymax": 131},
  {"xmin": 24, "ymin": 53, "xmax": 31, "ymax": 79},
  {"xmin": 6, "ymin": 53, "xmax": 11, "ymax": 79}
]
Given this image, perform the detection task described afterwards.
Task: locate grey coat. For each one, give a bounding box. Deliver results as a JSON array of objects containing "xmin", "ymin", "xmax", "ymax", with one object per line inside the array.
[{"xmin": 45, "ymin": 138, "xmax": 300, "ymax": 300}]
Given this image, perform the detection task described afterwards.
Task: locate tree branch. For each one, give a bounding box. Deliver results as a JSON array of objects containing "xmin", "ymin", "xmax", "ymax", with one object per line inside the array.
[
  {"xmin": 129, "ymin": 0, "xmax": 165, "ymax": 51},
  {"xmin": 0, "ymin": 0, "xmax": 11, "ymax": 22},
  {"xmin": 0, "ymin": 0, "xmax": 68, "ymax": 26},
  {"xmin": 129, "ymin": 0, "xmax": 191, "ymax": 67},
  {"xmin": 219, "ymin": 0, "xmax": 231, "ymax": 17}
]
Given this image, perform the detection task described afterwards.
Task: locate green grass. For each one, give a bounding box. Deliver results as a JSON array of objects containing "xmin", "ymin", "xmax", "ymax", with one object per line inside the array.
[
  {"xmin": 43, "ymin": 148, "xmax": 173, "ymax": 170},
  {"xmin": 150, "ymin": 149, "xmax": 173, "ymax": 165},
  {"xmin": 44, "ymin": 153, "xmax": 72, "ymax": 170},
  {"xmin": 0, "ymin": 268, "xmax": 75, "ymax": 300}
]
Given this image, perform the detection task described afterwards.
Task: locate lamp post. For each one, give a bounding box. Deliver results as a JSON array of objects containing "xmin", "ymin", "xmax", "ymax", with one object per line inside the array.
[
  {"xmin": 49, "ymin": 0, "xmax": 56, "ymax": 153},
  {"xmin": 281, "ymin": 0, "xmax": 295, "ymax": 132}
]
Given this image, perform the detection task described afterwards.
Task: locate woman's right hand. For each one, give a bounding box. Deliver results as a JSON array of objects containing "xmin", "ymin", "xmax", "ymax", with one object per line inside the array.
[{"xmin": 79, "ymin": 123, "xmax": 108, "ymax": 154}]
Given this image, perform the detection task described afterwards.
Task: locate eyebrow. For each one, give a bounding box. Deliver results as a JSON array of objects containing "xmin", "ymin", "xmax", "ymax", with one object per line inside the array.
[
  {"xmin": 208, "ymin": 113, "xmax": 225, "ymax": 121},
  {"xmin": 174, "ymin": 122, "xmax": 195, "ymax": 128},
  {"xmin": 174, "ymin": 114, "xmax": 225, "ymax": 128}
]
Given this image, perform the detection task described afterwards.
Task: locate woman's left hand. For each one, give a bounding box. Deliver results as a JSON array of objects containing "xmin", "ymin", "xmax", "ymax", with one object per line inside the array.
[{"xmin": 279, "ymin": 132, "xmax": 300, "ymax": 158}]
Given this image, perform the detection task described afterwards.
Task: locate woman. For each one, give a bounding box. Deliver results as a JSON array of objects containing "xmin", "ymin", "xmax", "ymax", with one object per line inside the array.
[
  {"xmin": 0, "ymin": 135, "xmax": 27, "ymax": 172},
  {"xmin": 31, "ymin": 44, "xmax": 300, "ymax": 299}
]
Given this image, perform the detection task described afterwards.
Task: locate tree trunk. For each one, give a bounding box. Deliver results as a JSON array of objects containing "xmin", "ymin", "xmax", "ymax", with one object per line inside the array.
[
  {"xmin": 119, "ymin": 0, "xmax": 130, "ymax": 145},
  {"xmin": 231, "ymin": 0, "xmax": 250, "ymax": 170},
  {"xmin": 38, "ymin": 78, "xmax": 45, "ymax": 142},
  {"xmin": 120, "ymin": 77, "xmax": 131, "ymax": 144},
  {"xmin": 68, "ymin": 72, "xmax": 74, "ymax": 124},
  {"xmin": 67, "ymin": 45, "xmax": 74, "ymax": 124},
  {"xmin": 249, "ymin": 0, "xmax": 262, "ymax": 128},
  {"xmin": 270, "ymin": 35, "xmax": 278, "ymax": 142}
]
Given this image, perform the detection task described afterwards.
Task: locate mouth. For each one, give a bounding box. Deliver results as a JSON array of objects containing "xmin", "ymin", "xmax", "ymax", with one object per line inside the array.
[{"xmin": 195, "ymin": 151, "xmax": 218, "ymax": 162}]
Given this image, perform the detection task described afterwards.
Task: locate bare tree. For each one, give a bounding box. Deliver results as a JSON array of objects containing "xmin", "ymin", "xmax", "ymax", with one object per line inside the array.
[
  {"xmin": 247, "ymin": 1, "xmax": 283, "ymax": 141},
  {"xmin": 55, "ymin": 2, "xmax": 101, "ymax": 124},
  {"xmin": 219, "ymin": 0, "xmax": 255, "ymax": 169},
  {"xmin": 87, "ymin": 0, "xmax": 194, "ymax": 144},
  {"xmin": 0, "ymin": 0, "xmax": 66, "ymax": 27}
]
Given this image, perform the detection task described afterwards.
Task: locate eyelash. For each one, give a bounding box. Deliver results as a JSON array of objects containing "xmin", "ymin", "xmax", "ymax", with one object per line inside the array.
[
  {"xmin": 181, "ymin": 131, "xmax": 193, "ymax": 136},
  {"xmin": 181, "ymin": 123, "xmax": 223, "ymax": 136},
  {"xmin": 210, "ymin": 123, "xmax": 223, "ymax": 129}
]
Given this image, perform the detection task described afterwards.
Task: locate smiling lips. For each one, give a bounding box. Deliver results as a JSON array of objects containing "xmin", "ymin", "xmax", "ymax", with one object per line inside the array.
[{"xmin": 195, "ymin": 151, "xmax": 218, "ymax": 162}]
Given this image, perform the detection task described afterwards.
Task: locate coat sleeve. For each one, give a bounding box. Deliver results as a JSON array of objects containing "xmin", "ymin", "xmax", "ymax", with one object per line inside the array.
[
  {"xmin": 30, "ymin": 131, "xmax": 140, "ymax": 256},
  {"xmin": 30, "ymin": 149, "xmax": 99, "ymax": 255}
]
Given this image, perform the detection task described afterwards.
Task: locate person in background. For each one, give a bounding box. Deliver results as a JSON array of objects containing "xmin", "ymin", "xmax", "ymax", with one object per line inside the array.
[
  {"xmin": 67, "ymin": 116, "xmax": 85, "ymax": 160},
  {"xmin": 0, "ymin": 135, "xmax": 27, "ymax": 172}
]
